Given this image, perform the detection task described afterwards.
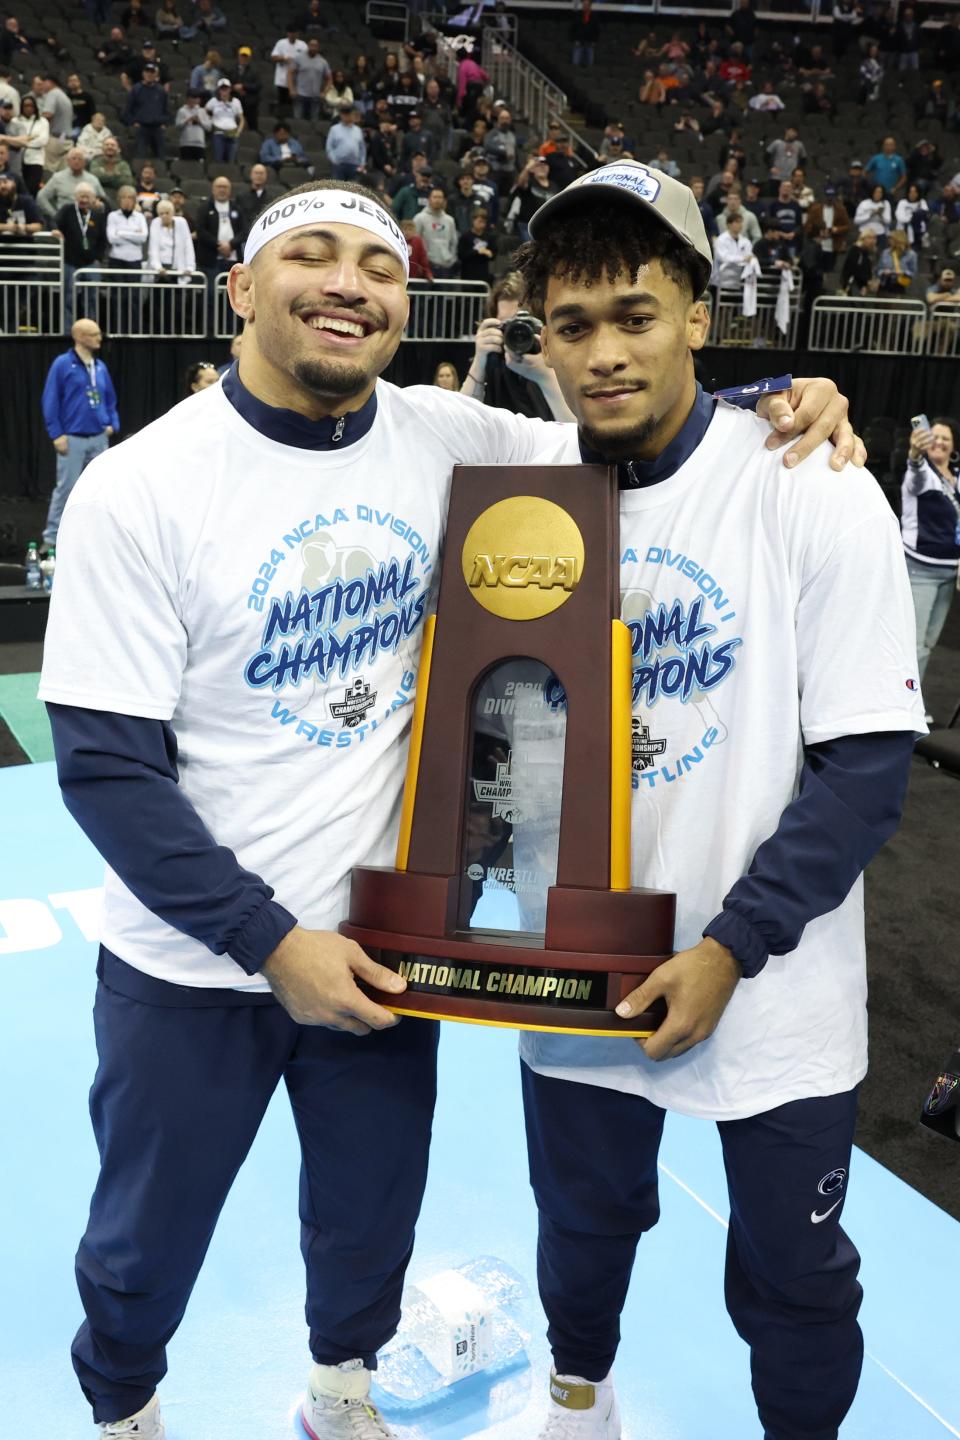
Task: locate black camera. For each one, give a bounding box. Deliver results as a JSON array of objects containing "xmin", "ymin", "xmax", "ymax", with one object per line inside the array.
[{"xmin": 501, "ymin": 310, "xmax": 543, "ymax": 356}]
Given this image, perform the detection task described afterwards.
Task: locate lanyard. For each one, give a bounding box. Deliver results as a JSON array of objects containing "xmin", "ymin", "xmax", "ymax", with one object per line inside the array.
[{"xmin": 75, "ymin": 202, "xmax": 92, "ymax": 251}]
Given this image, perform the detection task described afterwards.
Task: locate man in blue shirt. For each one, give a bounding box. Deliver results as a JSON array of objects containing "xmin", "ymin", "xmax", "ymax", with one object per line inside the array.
[
  {"xmin": 123, "ymin": 62, "xmax": 170, "ymax": 159},
  {"xmin": 866, "ymin": 135, "xmax": 907, "ymax": 199},
  {"xmin": 325, "ymin": 102, "xmax": 367, "ymax": 181},
  {"xmin": 41, "ymin": 318, "xmax": 119, "ymax": 549}
]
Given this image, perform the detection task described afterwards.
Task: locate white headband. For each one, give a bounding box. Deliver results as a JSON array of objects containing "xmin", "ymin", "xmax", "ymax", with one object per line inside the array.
[{"xmin": 242, "ymin": 189, "xmax": 410, "ymax": 276}]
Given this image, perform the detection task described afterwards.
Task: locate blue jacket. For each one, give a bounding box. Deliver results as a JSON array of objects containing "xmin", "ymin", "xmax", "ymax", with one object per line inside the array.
[
  {"xmin": 260, "ymin": 135, "xmax": 307, "ymax": 167},
  {"xmin": 41, "ymin": 349, "xmax": 119, "ymax": 439}
]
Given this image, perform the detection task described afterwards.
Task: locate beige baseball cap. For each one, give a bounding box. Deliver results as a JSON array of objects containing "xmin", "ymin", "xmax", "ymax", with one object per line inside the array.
[{"xmin": 529, "ymin": 160, "xmax": 712, "ymax": 273}]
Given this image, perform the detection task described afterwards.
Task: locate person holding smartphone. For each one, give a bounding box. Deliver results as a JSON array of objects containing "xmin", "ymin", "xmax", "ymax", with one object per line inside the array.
[{"xmin": 901, "ymin": 413, "xmax": 960, "ymax": 704}]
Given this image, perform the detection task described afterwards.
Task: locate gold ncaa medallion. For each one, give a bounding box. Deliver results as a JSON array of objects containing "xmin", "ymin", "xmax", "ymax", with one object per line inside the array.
[{"xmin": 461, "ymin": 496, "xmax": 585, "ymax": 620}]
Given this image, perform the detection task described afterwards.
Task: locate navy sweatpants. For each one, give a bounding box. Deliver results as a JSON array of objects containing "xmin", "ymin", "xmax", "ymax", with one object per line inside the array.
[
  {"xmin": 521, "ymin": 1063, "xmax": 863, "ymax": 1440},
  {"xmin": 72, "ymin": 952, "xmax": 439, "ymax": 1425}
]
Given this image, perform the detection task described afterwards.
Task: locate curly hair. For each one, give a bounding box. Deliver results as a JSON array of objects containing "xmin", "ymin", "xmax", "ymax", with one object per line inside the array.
[{"xmin": 514, "ymin": 201, "xmax": 711, "ymax": 319}]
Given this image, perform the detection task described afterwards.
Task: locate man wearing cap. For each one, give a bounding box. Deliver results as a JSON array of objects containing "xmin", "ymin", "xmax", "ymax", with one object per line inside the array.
[
  {"xmin": 326, "ymin": 102, "xmax": 366, "ymax": 181},
  {"xmin": 123, "ymin": 60, "xmax": 170, "ymax": 159},
  {"xmin": 205, "ymin": 76, "xmax": 245, "ymax": 163},
  {"xmin": 834, "ymin": 157, "xmax": 869, "ymax": 210},
  {"xmin": 230, "ymin": 45, "xmax": 262, "ymax": 130},
  {"xmin": 502, "ymin": 161, "xmax": 922, "ymax": 1439},
  {"xmin": 122, "ymin": 39, "xmax": 171, "ymax": 92},
  {"xmin": 805, "ymin": 186, "xmax": 850, "ymax": 267},
  {"xmin": 38, "ymin": 165, "xmax": 868, "ymax": 1440}
]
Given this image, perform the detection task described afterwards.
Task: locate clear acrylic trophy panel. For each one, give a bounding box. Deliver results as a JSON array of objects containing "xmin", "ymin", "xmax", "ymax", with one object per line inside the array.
[{"xmin": 460, "ymin": 659, "xmax": 567, "ymax": 937}]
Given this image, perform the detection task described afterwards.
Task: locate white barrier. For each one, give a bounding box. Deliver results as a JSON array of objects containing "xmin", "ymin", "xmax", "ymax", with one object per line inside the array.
[
  {"xmin": 405, "ymin": 278, "xmax": 489, "ymax": 341},
  {"xmin": 73, "ymin": 266, "xmax": 208, "ymax": 338},
  {"xmin": 710, "ymin": 274, "xmax": 802, "ymax": 350},
  {"xmin": 925, "ymin": 302, "xmax": 960, "ymax": 359},
  {"xmin": 808, "ymin": 296, "xmax": 927, "ymax": 356},
  {"xmin": 0, "ymin": 232, "xmax": 63, "ymax": 336}
]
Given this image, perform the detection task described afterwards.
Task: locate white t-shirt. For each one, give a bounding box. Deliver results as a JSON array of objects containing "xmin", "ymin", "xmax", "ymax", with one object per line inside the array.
[
  {"xmin": 272, "ymin": 37, "xmax": 308, "ymax": 89},
  {"xmin": 518, "ymin": 402, "xmax": 924, "ymax": 1119},
  {"xmin": 205, "ymin": 95, "xmax": 243, "ymax": 132},
  {"xmin": 38, "ymin": 380, "xmax": 555, "ymax": 991}
]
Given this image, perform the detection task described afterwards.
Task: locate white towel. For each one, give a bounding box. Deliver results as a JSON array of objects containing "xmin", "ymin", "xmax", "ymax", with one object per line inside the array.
[
  {"xmin": 776, "ymin": 267, "xmax": 795, "ymax": 335},
  {"xmin": 741, "ymin": 255, "xmax": 762, "ymax": 317}
]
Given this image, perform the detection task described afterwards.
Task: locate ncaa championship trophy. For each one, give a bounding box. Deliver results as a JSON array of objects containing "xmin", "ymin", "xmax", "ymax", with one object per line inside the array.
[{"xmin": 340, "ymin": 466, "xmax": 676, "ymax": 1036}]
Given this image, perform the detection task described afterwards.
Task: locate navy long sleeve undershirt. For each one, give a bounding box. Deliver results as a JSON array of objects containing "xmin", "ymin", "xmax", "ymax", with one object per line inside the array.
[{"xmin": 47, "ymin": 703, "xmax": 297, "ymax": 976}]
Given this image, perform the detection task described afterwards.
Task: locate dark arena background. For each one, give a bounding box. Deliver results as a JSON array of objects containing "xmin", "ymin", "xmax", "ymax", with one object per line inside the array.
[{"xmin": 2, "ymin": 0, "xmax": 959, "ymax": 1435}]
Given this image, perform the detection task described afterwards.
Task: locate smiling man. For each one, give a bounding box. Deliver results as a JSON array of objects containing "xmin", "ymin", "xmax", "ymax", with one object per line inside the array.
[
  {"xmin": 498, "ymin": 164, "xmax": 926, "ymax": 1440},
  {"xmin": 39, "ymin": 176, "xmax": 873, "ymax": 1440}
]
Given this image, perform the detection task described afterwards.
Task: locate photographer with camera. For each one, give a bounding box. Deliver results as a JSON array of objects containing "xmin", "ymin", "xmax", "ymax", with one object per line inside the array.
[{"xmin": 460, "ymin": 272, "xmax": 575, "ymax": 420}]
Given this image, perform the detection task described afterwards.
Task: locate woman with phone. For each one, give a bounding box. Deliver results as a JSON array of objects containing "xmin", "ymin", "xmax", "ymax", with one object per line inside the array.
[{"xmin": 901, "ymin": 414, "xmax": 960, "ymax": 701}]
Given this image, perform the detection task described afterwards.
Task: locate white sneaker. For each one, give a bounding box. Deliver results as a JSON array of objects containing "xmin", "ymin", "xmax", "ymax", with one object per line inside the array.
[
  {"xmin": 301, "ymin": 1359, "xmax": 394, "ymax": 1439},
  {"xmin": 96, "ymin": 1395, "xmax": 165, "ymax": 1438},
  {"xmin": 535, "ymin": 1369, "xmax": 621, "ymax": 1439}
]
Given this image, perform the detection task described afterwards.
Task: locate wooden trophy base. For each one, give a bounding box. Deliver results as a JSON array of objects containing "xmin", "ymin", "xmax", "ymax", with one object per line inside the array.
[{"xmin": 340, "ymin": 866, "xmax": 675, "ymax": 1037}]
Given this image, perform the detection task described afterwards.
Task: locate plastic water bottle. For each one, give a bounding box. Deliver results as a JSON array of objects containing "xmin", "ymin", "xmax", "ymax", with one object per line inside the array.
[
  {"xmin": 40, "ymin": 549, "xmax": 55, "ymax": 592},
  {"xmin": 24, "ymin": 540, "xmax": 42, "ymax": 591},
  {"xmin": 376, "ymin": 1256, "xmax": 530, "ymax": 1402}
]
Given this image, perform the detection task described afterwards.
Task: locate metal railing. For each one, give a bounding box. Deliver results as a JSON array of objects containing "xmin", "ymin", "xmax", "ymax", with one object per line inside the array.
[
  {"xmin": 710, "ymin": 274, "xmax": 802, "ymax": 350},
  {"xmin": 405, "ymin": 278, "xmax": 488, "ymax": 341},
  {"xmin": 73, "ymin": 267, "xmax": 208, "ymax": 338},
  {"xmin": 0, "ymin": 233, "xmax": 63, "ymax": 336},
  {"xmin": 422, "ymin": 8, "xmax": 519, "ymax": 46},
  {"xmin": 480, "ymin": 31, "xmax": 565, "ymax": 150},
  {"xmin": 925, "ymin": 302, "xmax": 960, "ymax": 359},
  {"xmin": 808, "ymin": 296, "xmax": 927, "ymax": 356},
  {"xmin": 365, "ymin": 0, "xmax": 409, "ymax": 41}
]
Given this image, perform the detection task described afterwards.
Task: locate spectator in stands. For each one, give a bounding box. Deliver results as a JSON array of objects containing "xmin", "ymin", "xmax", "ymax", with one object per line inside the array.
[
  {"xmin": 0, "ymin": 16, "xmax": 30, "ymax": 65},
  {"xmin": 900, "ymin": 418, "xmax": 960, "ymax": 688},
  {"xmin": 290, "ymin": 37, "xmax": 332, "ymax": 120},
  {"xmin": 326, "ymin": 102, "xmax": 366, "ymax": 181},
  {"xmin": 749, "ymin": 81, "xmax": 786, "ymax": 113},
  {"xmin": 261, "ymin": 121, "xmax": 313, "ymax": 175},
  {"xmin": 876, "ymin": 228, "xmax": 917, "ymax": 294},
  {"xmin": 858, "ymin": 42, "xmax": 883, "ymax": 102},
  {"xmin": 148, "ymin": 197, "xmax": 196, "ymax": 288},
  {"xmin": 0, "ymin": 65, "xmax": 18, "ymax": 116},
  {"xmin": 690, "ymin": 175, "xmax": 718, "ymax": 240},
  {"xmin": 186, "ymin": 361, "xmax": 219, "ymax": 393},
  {"xmin": 0, "ymin": 173, "xmax": 41, "ymax": 234},
  {"xmin": 796, "ymin": 40, "xmax": 834, "ymax": 80},
  {"xmin": 393, "ymin": 164, "xmax": 434, "ymax": 222},
  {"xmin": 176, "ymin": 90, "xmax": 212, "ymax": 161},
  {"xmin": 726, "ymin": 0, "xmax": 757, "ymax": 54},
  {"xmin": 135, "ymin": 161, "xmax": 162, "ymax": 213},
  {"xmin": 542, "ymin": 133, "xmax": 584, "ymax": 191},
  {"xmin": 66, "ymin": 75, "xmax": 95, "ymax": 138},
  {"xmin": 712, "ymin": 210, "xmax": 754, "ymax": 288},
  {"xmin": 791, "ymin": 167, "xmax": 815, "ymax": 212},
  {"xmin": 182, "ymin": 0, "xmax": 227, "ymax": 39},
  {"xmin": 854, "ymin": 183, "xmax": 892, "ymax": 240},
  {"xmin": 4, "ymin": 96, "xmax": 48, "ymax": 193},
  {"xmin": 349, "ymin": 53, "xmax": 374, "ymax": 97},
  {"xmin": 923, "ymin": 267, "xmax": 960, "ymax": 355},
  {"xmin": 647, "ymin": 147, "xmax": 680, "ymax": 180},
  {"xmin": 832, "ymin": 0, "xmax": 862, "ymax": 56},
  {"xmin": 400, "ymin": 216, "xmax": 432, "ymax": 279},
  {"xmin": 0, "ymin": 117, "xmax": 19, "ymax": 182},
  {"xmin": 763, "ymin": 180, "xmax": 804, "ymax": 257},
  {"xmin": 432, "ymin": 360, "xmax": 460, "ymax": 390},
  {"xmin": 123, "ymin": 40, "xmax": 171, "ymax": 93},
  {"xmin": 450, "ymin": 167, "xmax": 484, "ymax": 232},
  {"xmin": 50, "ymin": 184, "xmax": 108, "ymax": 328},
  {"xmin": 421, "ymin": 79, "xmax": 450, "ymax": 148},
  {"xmin": 804, "ymin": 187, "xmax": 850, "ymax": 268},
  {"xmin": 97, "ymin": 28, "xmax": 135, "ymax": 74},
  {"xmin": 718, "ymin": 189, "xmax": 761, "ymax": 245},
  {"xmin": 706, "ymin": 166, "xmax": 738, "ymax": 213},
  {"xmin": 699, "ymin": 97, "xmax": 732, "ymax": 140},
  {"xmin": 719, "ymin": 41, "xmax": 751, "ymax": 87},
  {"xmin": 399, "ymin": 112, "xmax": 434, "ymax": 169},
  {"xmin": 296, "ymin": 0, "xmax": 326, "ymax": 35},
  {"xmin": 124, "ymin": 63, "xmax": 170, "ymax": 159},
  {"xmin": 385, "ymin": 70, "xmax": 420, "ymax": 123},
  {"xmin": 236, "ymin": 163, "xmax": 274, "ymax": 230},
  {"xmin": 195, "ymin": 175, "xmax": 241, "ymax": 292},
  {"xmin": 40, "ymin": 74, "xmax": 74, "ymax": 170},
  {"xmin": 469, "ymin": 153, "xmax": 500, "ymax": 220},
  {"xmin": 866, "ymin": 136, "xmax": 906, "ymax": 199},
  {"xmin": 840, "ymin": 228, "xmax": 879, "ymax": 295},
  {"xmin": 896, "ymin": 182, "xmax": 929, "ymax": 250},
  {"xmin": 570, "ymin": 0, "xmax": 599, "ymax": 66},
  {"xmin": 271, "ymin": 24, "xmax": 307, "ymax": 117},
  {"xmin": 461, "ymin": 271, "xmax": 571, "ymax": 419},
  {"xmin": 38, "ymin": 148, "xmax": 106, "ymax": 224},
  {"xmin": 895, "ymin": 4, "xmax": 920, "ymax": 69},
  {"xmin": 835, "ymin": 157, "xmax": 869, "ymax": 210},
  {"xmin": 766, "ymin": 125, "xmax": 806, "ymax": 182},
  {"xmin": 368, "ymin": 114, "xmax": 400, "ymax": 188},
  {"xmin": 506, "ymin": 154, "xmax": 556, "ymax": 243},
  {"xmin": 454, "ymin": 46, "xmax": 489, "ymax": 116},
  {"xmin": 803, "ymin": 82, "xmax": 837, "ymax": 121},
  {"xmin": 374, "ymin": 49, "xmax": 401, "ymax": 101},
  {"xmin": 155, "ymin": 3, "xmax": 185, "ymax": 41},
  {"xmin": 906, "ymin": 139, "xmax": 941, "ymax": 197},
  {"xmin": 205, "ymin": 78, "xmax": 244, "ymax": 163},
  {"xmin": 230, "ymin": 47, "xmax": 261, "ymax": 131},
  {"xmin": 122, "ymin": 0, "xmax": 152, "ymax": 32},
  {"xmin": 91, "ymin": 136, "xmax": 135, "ymax": 198},
  {"xmin": 190, "ymin": 50, "xmax": 223, "ymax": 96},
  {"xmin": 458, "ymin": 206, "xmax": 495, "ymax": 282},
  {"xmin": 40, "ymin": 319, "xmax": 118, "ymax": 549},
  {"xmin": 414, "ymin": 184, "xmax": 457, "ymax": 277},
  {"xmin": 599, "ymin": 119, "xmax": 626, "ymax": 158},
  {"xmin": 77, "ymin": 113, "xmax": 113, "ymax": 162},
  {"xmin": 105, "ymin": 183, "xmax": 149, "ymax": 330}
]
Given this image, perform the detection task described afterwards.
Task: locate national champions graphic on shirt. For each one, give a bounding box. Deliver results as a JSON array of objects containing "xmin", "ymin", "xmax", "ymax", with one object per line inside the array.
[
  {"xmin": 241, "ymin": 503, "xmax": 434, "ymax": 752},
  {"xmin": 621, "ymin": 540, "xmax": 744, "ymax": 791}
]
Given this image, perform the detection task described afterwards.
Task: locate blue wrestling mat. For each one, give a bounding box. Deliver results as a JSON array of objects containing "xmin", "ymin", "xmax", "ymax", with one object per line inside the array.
[{"xmin": 3, "ymin": 761, "xmax": 958, "ymax": 1439}]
